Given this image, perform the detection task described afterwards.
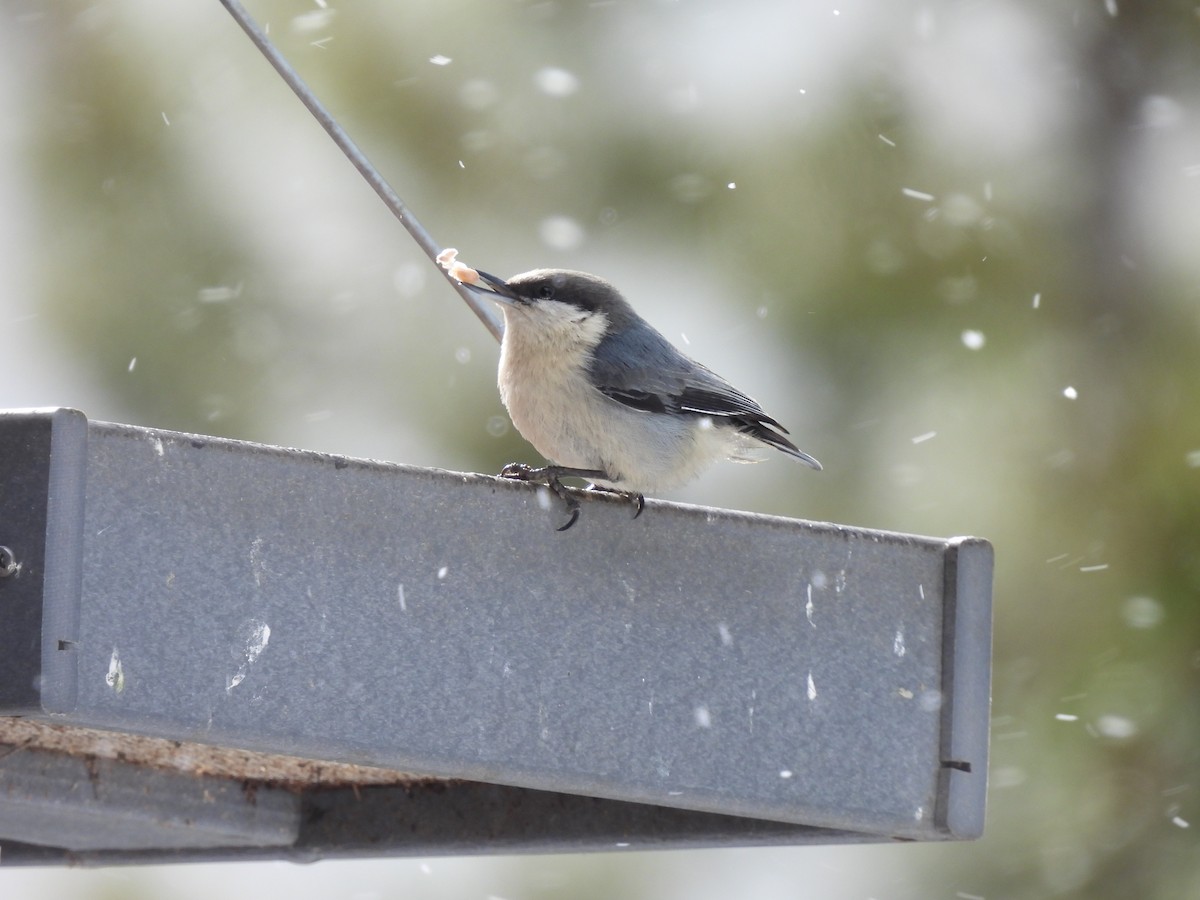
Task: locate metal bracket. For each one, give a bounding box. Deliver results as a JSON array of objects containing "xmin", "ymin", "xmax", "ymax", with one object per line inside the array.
[{"xmin": 0, "ymin": 408, "xmax": 993, "ymax": 865}]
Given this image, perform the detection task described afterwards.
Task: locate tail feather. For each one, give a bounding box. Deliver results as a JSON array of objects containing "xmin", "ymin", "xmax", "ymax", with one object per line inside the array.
[{"xmin": 737, "ymin": 420, "xmax": 822, "ymax": 470}]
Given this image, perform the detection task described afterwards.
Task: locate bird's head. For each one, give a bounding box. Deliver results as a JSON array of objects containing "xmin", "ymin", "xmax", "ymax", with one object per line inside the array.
[{"xmin": 467, "ymin": 268, "xmax": 637, "ymax": 343}]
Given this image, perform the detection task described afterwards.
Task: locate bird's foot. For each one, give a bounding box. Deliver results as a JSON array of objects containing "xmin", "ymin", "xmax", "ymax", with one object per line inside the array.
[
  {"xmin": 585, "ymin": 483, "xmax": 645, "ymax": 520},
  {"xmin": 499, "ymin": 463, "xmax": 610, "ymax": 531}
]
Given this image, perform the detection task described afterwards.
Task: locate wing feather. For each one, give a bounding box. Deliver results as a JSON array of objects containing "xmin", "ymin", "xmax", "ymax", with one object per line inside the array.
[{"xmin": 589, "ymin": 324, "xmax": 793, "ymax": 437}]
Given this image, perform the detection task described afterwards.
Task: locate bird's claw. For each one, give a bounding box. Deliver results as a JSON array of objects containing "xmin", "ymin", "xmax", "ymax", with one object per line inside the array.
[
  {"xmin": 585, "ymin": 483, "xmax": 644, "ymax": 520},
  {"xmin": 498, "ymin": 463, "xmax": 615, "ymax": 531},
  {"xmin": 556, "ymin": 503, "xmax": 581, "ymax": 532},
  {"xmin": 500, "ymin": 462, "xmax": 535, "ymax": 481},
  {"xmin": 498, "ymin": 463, "xmax": 584, "ymax": 530}
]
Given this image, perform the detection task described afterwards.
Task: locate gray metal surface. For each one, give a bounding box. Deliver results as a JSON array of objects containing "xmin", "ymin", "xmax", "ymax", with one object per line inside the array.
[
  {"xmin": 0, "ymin": 745, "xmax": 298, "ymax": 852},
  {"xmin": 0, "ymin": 761, "xmax": 875, "ymax": 867},
  {"xmin": 0, "ymin": 413, "xmax": 54, "ymax": 713},
  {"xmin": 0, "ymin": 408, "xmax": 993, "ymax": 860}
]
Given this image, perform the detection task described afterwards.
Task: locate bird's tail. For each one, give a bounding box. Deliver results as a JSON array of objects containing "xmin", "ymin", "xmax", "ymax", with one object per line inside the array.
[{"xmin": 738, "ymin": 421, "xmax": 822, "ymax": 470}]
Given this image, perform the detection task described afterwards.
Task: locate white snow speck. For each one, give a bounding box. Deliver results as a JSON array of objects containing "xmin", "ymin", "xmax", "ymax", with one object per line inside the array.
[
  {"xmin": 106, "ymin": 647, "xmax": 124, "ymax": 693},
  {"xmin": 779, "ymin": 769, "xmax": 794, "ymax": 779},
  {"xmin": 992, "ymin": 765, "xmax": 1027, "ymax": 789},
  {"xmin": 534, "ymin": 67, "xmax": 580, "ymax": 97},
  {"xmin": 911, "ymin": 430, "xmax": 937, "ymax": 444},
  {"xmin": 961, "ymin": 329, "xmax": 986, "ymax": 350},
  {"xmin": 226, "ymin": 620, "xmax": 270, "ymax": 693},
  {"xmin": 805, "ymin": 584, "xmax": 815, "ymax": 627},
  {"xmin": 902, "ymin": 187, "xmax": 936, "ymax": 202},
  {"xmin": 398, "ymin": 584, "xmax": 407, "ymax": 611},
  {"xmin": 726, "ymin": 182, "xmax": 736, "ymax": 189},
  {"xmin": 878, "ymin": 134, "xmax": 896, "ymax": 147},
  {"xmin": 1172, "ymin": 815, "xmax": 1190, "ymax": 829},
  {"xmin": 454, "ymin": 346, "xmax": 471, "ymax": 364},
  {"xmin": 694, "ymin": 705, "xmax": 712, "ymax": 728},
  {"xmin": 1055, "ymin": 713, "xmax": 1078, "ymax": 722},
  {"xmin": 1096, "ymin": 714, "xmax": 1138, "ymax": 739},
  {"xmin": 1122, "ymin": 595, "xmax": 1163, "ymax": 629},
  {"xmin": 539, "ymin": 215, "xmax": 585, "ymax": 250},
  {"xmin": 429, "ymin": 54, "xmax": 453, "ymax": 66},
  {"xmin": 249, "ymin": 536, "xmax": 265, "ymax": 587},
  {"xmin": 436, "ymin": 566, "xmax": 449, "ymax": 581},
  {"xmin": 247, "ymin": 623, "xmax": 270, "ymax": 657},
  {"xmin": 1186, "ymin": 450, "xmax": 1200, "ymax": 468},
  {"xmin": 197, "ymin": 283, "xmax": 242, "ymax": 303},
  {"xmin": 1105, "ymin": 0, "xmax": 1118, "ymax": 16},
  {"xmin": 1032, "ymin": 292, "xmax": 1042, "ymax": 309},
  {"xmin": 1063, "ymin": 385, "xmax": 1078, "ymax": 400},
  {"xmin": 1079, "ymin": 563, "xmax": 1108, "ymax": 573},
  {"xmin": 717, "ymin": 623, "xmax": 733, "ymax": 646},
  {"xmin": 806, "ymin": 671, "xmax": 817, "ymax": 701},
  {"xmin": 893, "ymin": 629, "xmax": 906, "ymax": 657},
  {"xmin": 918, "ymin": 689, "xmax": 943, "ymax": 712},
  {"xmin": 535, "ymin": 487, "xmax": 553, "ymax": 511}
]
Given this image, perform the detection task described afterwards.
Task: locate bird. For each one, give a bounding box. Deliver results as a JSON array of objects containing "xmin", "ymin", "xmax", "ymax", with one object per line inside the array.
[{"xmin": 454, "ymin": 264, "xmax": 821, "ymax": 530}]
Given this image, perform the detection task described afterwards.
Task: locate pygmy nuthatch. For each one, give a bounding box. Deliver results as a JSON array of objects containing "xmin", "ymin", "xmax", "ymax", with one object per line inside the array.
[{"xmin": 459, "ymin": 265, "xmax": 821, "ymax": 530}]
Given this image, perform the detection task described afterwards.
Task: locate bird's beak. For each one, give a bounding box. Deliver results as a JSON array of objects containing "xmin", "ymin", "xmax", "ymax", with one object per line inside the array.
[{"xmin": 465, "ymin": 269, "xmax": 521, "ymax": 306}]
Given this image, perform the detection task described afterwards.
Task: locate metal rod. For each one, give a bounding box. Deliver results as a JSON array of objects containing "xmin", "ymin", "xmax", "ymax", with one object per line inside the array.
[{"xmin": 216, "ymin": 0, "xmax": 504, "ymax": 342}]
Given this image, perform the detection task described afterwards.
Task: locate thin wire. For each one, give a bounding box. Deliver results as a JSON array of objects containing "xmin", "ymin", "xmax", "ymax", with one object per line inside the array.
[{"xmin": 216, "ymin": 0, "xmax": 504, "ymax": 342}]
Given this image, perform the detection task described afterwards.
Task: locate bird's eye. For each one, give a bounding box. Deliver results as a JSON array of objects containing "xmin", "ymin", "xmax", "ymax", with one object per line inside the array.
[{"xmin": 537, "ymin": 283, "xmax": 555, "ymax": 299}]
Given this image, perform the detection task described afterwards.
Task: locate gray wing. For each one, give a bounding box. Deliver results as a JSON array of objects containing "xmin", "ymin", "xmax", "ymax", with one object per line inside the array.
[
  {"xmin": 587, "ymin": 323, "xmax": 798, "ymax": 439},
  {"xmin": 587, "ymin": 321, "xmax": 821, "ymax": 469}
]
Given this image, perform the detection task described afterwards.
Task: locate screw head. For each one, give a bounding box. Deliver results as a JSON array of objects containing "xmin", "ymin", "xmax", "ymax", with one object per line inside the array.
[{"xmin": 0, "ymin": 546, "xmax": 17, "ymax": 577}]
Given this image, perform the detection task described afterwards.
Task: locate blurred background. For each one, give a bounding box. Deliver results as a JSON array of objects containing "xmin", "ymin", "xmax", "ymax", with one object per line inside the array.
[{"xmin": 2, "ymin": 0, "xmax": 1199, "ymax": 896}]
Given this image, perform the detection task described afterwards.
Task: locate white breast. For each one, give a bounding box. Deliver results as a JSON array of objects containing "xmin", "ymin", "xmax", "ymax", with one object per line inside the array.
[{"xmin": 496, "ymin": 303, "xmax": 734, "ymax": 493}]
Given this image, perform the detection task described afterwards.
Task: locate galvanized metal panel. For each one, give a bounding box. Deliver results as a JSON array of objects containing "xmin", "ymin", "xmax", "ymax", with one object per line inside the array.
[{"xmin": 0, "ymin": 408, "xmax": 993, "ymax": 859}]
